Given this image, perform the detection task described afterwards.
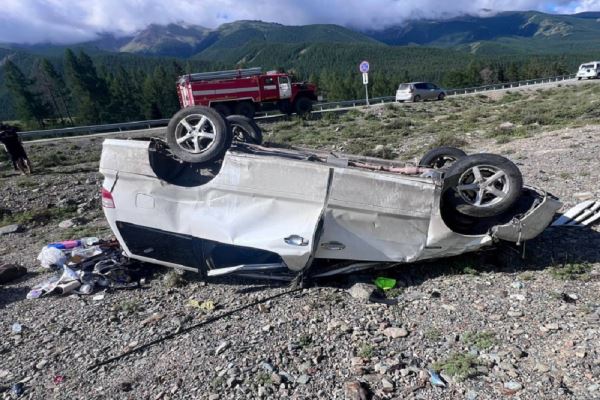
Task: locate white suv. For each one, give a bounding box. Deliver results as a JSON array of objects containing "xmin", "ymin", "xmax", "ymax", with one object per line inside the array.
[{"xmin": 577, "ymin": 62, "xmax": 600, "ymax": 80}]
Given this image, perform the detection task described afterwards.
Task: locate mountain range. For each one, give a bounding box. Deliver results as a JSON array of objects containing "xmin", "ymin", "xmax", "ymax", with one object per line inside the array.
[{"xmin": 3, "ymin": 10, "xmax": 600, "ymax": 59}]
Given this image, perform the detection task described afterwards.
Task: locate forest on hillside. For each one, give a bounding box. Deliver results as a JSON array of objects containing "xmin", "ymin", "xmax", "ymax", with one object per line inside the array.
[{"xmin": 1, "ymin": 47, "xmax": 576, "ymax": 129}]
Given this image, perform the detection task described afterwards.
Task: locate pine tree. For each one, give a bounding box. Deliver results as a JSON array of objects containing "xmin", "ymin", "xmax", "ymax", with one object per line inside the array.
[
  {"xmin": 107, "ymin": 67, "xmax": 142, "ymax": 122},
  {"xmin": 3, "ymin": 60, "xmax": 47, "ymax": 128},
  {"xmin": 36, "ymin": 59, "xmax": 73, "ymax": 125}
]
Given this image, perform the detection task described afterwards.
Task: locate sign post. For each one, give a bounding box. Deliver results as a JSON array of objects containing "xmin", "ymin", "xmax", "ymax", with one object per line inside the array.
[{"xmin": 359, "ymin": 60, "xmax": 370, "ymax": 106}]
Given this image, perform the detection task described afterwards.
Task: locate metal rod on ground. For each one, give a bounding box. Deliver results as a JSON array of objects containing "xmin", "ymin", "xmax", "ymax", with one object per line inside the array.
[{"xmin": 87, "ymin": 287, "xmax": 301, "ymax": 371}]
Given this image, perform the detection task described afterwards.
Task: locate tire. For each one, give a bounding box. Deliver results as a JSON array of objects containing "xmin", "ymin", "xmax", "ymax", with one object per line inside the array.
[
  {"xmin": 226, "ymin": 115, "xmax": 263, "ymax": 145},
  {"xmin": 419, "ymin": 146, "xmax": 466, "ymax": 169},
  {"xmin": 294, "ymin": 96, "xmax": 313, "ymax": 115},
  {"xmin": 413, "ymin": 95, "xmax": 421, "ymax": 102},
  {"xmin": 212, "ymin": 103, "xmax": 231, "ymax": 117},
  {"xmin": 234, "ymin": 101, "xmax": 256, "ymax": 119},
  {"xmin": 166, "ymin": 106, "xmax": 232, "ymax": 164},
  {"xmin": 444, "ymin": 153, "xmax": 523, "ymax": 218},
  {"xmin": 438, "ymin": 92, "xmax": 446, "ymax": 101}
]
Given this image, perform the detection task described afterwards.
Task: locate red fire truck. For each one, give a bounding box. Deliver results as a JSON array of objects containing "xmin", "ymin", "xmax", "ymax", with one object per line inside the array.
[{"xmin": 176, "ymin": 67, "xmax": 318, "ymax": 118}]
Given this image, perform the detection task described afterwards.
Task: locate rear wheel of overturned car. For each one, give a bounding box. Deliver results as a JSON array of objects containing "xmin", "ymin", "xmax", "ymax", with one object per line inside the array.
[
  {"xmin": 166, "ymin": 106, "xmax": 232, "ymax": 164},
  {"xmin": 419, "ymin": 146, "xmax": 466, "ymax": 169},
  {"xmin": 226, "ymin": 115, "xmax": 263, "ymax": 144},
  {"xmin": 444, "ymin": 153, "xmax": 523, "ymax": 218},
  {"xmin": 234, "ymin": 101, "xmax": 256, "ymax": 119},
  {"xmin": 413, "ymin": 95, "xmax": 421, "ymax": 102}
]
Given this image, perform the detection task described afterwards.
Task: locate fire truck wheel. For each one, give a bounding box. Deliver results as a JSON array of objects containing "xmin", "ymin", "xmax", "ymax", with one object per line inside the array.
[
  {"xmin": 226, "ymin": 115, "xmax": 263, "ymax": 145},
  {"xmin": 212, "ymin": 103, "xmax": 231, "ymax": 117},
  {"xmin": 167, "ymin": 106, "xmax": 232, "ymax": 164},
  {"xmin": 234, "ymin": 101, "xmax": 256, "ymax": 119},
  {"xmin": 294, "ymin": 97, "xmax": 313, "ymax": 116}
]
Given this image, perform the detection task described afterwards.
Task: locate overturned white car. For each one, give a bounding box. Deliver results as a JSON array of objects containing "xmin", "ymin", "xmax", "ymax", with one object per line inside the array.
[{"xmin": 99, "ymin": 107, "xmax": 561, "ymax": 278}]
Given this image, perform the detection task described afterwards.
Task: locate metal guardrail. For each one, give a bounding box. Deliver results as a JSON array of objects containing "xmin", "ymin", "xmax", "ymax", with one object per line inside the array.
[{"xmin": 20, "ymin": 74, "xmax": 577, "ymax": 140}]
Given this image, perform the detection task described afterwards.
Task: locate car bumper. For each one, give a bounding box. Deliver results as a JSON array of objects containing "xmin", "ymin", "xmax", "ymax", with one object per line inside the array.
[
  {"xmin": 491, "ymin": 187, "xmax": 562, "ymax": 242},
  {"xmin": 396, "ymin": 92, "xmax": 412, "ymax": 101}
]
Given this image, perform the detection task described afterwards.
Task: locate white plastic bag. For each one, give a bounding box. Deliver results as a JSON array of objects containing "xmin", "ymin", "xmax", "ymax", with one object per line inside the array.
[{"xmin": 36, "ymin": 246, "xmax": 67, "ymax": 269}]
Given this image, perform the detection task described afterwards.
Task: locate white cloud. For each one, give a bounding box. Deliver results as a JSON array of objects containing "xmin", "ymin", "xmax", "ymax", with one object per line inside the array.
[{"xmin": 0, "ymin": 0, "xmax": 591, "ymax": 44}]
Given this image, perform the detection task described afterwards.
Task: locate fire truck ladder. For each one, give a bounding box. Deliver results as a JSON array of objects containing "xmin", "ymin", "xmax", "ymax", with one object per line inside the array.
[{"xmin": 186, "ymin": 67, "xmax": 263, "ymax": 82}]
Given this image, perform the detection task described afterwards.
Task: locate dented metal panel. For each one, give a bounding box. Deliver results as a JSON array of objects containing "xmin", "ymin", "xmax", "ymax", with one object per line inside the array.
[{"xmin": 100, "ymin": 139, "xmax": 561, "ymax": 274}]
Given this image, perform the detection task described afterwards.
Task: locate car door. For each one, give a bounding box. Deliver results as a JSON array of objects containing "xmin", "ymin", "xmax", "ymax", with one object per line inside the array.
[{"xmin": 315, "ymin": 167, "xmax": 436, "ymax": 262}]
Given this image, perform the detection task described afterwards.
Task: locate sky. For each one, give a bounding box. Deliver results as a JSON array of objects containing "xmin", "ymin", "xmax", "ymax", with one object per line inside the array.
[{"xmin": 0, "ymin": 0, "xmax": 599, "ymax": 44}]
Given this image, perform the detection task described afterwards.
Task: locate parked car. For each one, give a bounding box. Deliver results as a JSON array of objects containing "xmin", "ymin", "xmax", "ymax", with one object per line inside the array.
[
  {"xmin": 99, "ymin": 106, "xmax": 561, "ymax": 278},
  {"xmin": 396, "ymin": 82, "xmax": 446, "ymax": 102},
  {"xmin": 576, "ymin": 61, "xmax": 600, "ymax": 80}
]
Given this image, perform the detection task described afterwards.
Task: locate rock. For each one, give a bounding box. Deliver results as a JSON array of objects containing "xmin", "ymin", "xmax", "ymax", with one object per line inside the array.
[
  {"xmin": 503, "ymin": 381, "xmax": 523, "ymax": 391},
  {"xmin": 0, "ymin": 264, "xmax": 27, "ymax": 284},
  {"xmin": 383, "ymin": 327, "xmax": 409, "ymax": 338},
  {"xmin": 344, "ymin": 380, "xmax": 369, "ymax": 400},
  {"xmin": 587, "ymin": 383, "xmax": 599, "ymax": 392},
  {"xmin": 466, "ymin": 390, "xmax": 478, "ymax": 400},
  {"xmin": 58, "ymin": 219, "xmax": 75, "ymax": 229},
  {"xmin": 381, "ymin": 378, "xmax": 394, "ymax": 392},
  {"xmin": 535, "ymin": 363, "xmax": 550, "ymax": 373},
  {"xmin": 215, "ymin": 341, "xmax": 230, "ymax": 355},
  {"xmin": 0, "ymin": 224, "xmax": 20, "ymax": 235},
  {"xmin": 511, "ymin": 281, "xmax": 524, "ymax": 289},
  {"xmin": 499, "ymin": 122, "xmax": 515, "ymax": 131},
  {"xmin": 35, "ymin": 359, "xmax": 48, "ymax": 370},
  {"xmin": 296, "ymin": 374, "xmax": 310, "ymax": 385},
  {"xmin": 546, "ymin": 323, "xmax": 560, "ymax": 331},
  {"xmin": 260, "ymin": 362, "xmax": 274, "ymax": 373},
  {"xmin": 507, "ymin": 310, "xmax": 524, "ymax": 317},
  {"xmin": 573, "ymin": 192, "xmax": 593, "ymax": 201},
  {"xmin": 347, "ymin": 283, "xmax": 375, "ymax": 301},
  {"xmin": 208, "ymin": 395, "xmax": 219, "ymax": 400},
  {"xmin": 261, "ymin": 324, "xmax": 272, "ymax": 332},
  {"xmin": 0, "ymin": 369, "xmax": 10, "ymax": 379},
  {"xmin": 510, "ymin": 294, "xmax": 526, "ymax": 301},
  {"xmin": 575, "ymin": 350, "xmax": 587, "ymax": 358},
  {"xmin": 270, "ymin": 373, "xmax": 282, "ymax": 385},
  {"xmin": 119, "ymin": 381, "xmax": 133, "ymax": 392}
]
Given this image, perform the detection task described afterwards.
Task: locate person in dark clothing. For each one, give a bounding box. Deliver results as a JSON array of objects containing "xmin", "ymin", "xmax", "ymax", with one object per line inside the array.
[{"xmin": 0, "ymin": 123, "xmax": 31, "ymax": 174}]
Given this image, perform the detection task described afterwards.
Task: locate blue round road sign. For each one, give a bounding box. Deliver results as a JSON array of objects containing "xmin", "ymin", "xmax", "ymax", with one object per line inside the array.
[{"xmin": 359, "ymin": 60, "xmax": 369, "ymax": 73}]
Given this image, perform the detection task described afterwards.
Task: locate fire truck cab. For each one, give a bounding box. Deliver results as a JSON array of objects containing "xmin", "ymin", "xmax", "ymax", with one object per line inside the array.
[{"xmin": 176, "ymin": 67, "xmax": 317, "ymax": 118}]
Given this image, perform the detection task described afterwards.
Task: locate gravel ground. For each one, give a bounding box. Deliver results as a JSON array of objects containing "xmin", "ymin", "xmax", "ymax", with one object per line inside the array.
[{"xmin": 1, "ymin": 118, "xmax": 599, "ymax": 399}]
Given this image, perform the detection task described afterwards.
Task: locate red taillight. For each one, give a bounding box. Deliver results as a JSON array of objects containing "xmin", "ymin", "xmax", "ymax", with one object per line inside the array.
[{"xmin": 101, "ymin": 188, "xmax": 115, "ymax": 208}]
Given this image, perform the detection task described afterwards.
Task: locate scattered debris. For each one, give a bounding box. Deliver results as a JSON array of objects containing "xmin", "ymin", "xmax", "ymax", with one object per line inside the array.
[
  {"xmin": 53, "ymin": 376, "xmax": 65, "ymax": 385},
  {"xmin": 11, "ymin": 323, "xmax": 22, "ymax": 334},
  {"xmin": 28, "ymin": 239, "xmax": 142, "ymax": 299},
  {"xmin": 561, "ymin": 293, "xmax": 578, "ymax": 303},
  {"xmin": 552, "ymin": 200, "xmax": 600, "ymax": 226},
  {"xmin": 428, "ymin": 369, "xmax": 446, "ymax": 387},
  {"xmin": 374, "ymin": 277, "xmax": 396, "ymax": 291}
]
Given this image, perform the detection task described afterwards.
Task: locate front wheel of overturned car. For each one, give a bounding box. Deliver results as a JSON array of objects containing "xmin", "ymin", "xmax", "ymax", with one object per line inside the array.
[
  {"xmin": 444, "ymin": 153, "xmax": 523, "ymax": 218},
  {"xmin": 419, "ymin": 146, "xmax": 466, "ymax": 169},
  {"xmin": 226, "ymin": 115, "xmax": 263, "ymax": 144},
  {"xmin": 166, "ymin": 106, "xmax": 232, "ymax": 164}
]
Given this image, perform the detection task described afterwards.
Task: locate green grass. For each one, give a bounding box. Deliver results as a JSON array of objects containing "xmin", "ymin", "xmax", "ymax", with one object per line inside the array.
[
  {"xmin": 0, "ymin": 205, "xmax": 77, "ymax": 227},
  {"xmin": 463, "ymin": 331, "xmax": 496, "ymax": 350},
  {"xmin": 357, "ymin": 343, "xmax": 374, "ymax": 358},
  {"xmin": 266, "ymin": 83, "xmax": 600, "ymax": 160},
  {"xmin": 550, "ymin": 262, "xmax": 592, "ymax": 281},
  {"xmin": 432, "ymin": 352, "xmax": 479, "ymax": 381}
]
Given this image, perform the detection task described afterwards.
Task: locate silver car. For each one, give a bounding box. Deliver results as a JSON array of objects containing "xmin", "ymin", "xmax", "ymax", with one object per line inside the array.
[
  {"xmin": 396, "ymin": 82, "xmax": 446, "ymax": 102},
  {"xmin": 98, "ymin": 107, "xmax": 561, "ymax": 278}
]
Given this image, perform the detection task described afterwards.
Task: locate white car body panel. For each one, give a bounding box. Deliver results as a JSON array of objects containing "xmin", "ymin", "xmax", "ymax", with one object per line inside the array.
[
  {"xmin": 99, "ymin": 139, "xmax": 561, "ymax": 273},
  {"xmin": 577, "ymin": 62, "xmax": 600, "ymax": 79}
]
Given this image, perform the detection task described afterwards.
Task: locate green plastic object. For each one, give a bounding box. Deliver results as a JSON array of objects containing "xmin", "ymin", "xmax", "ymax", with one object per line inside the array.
[{"xmin": 374, "ymin": 277, "xmax": 396, "ymax": 291}]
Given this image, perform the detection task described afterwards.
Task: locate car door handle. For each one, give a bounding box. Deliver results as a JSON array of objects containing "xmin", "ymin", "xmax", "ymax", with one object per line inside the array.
[
  {"xmin": 284, "ymin": 235, "xmax": 309, "ymax": 246},
  {"xmin": 320, "ymin": 241, "xmax": 345, "ymax": 250}
]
